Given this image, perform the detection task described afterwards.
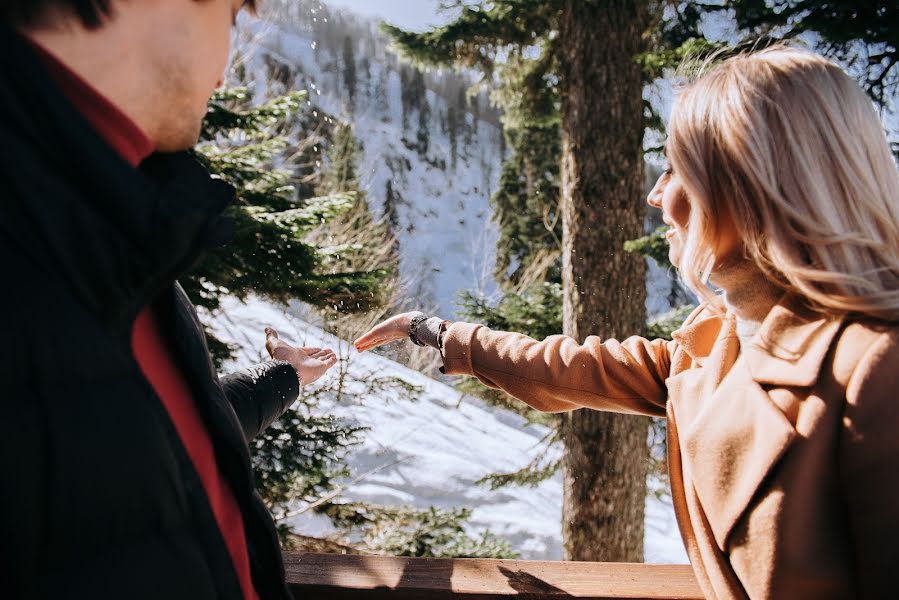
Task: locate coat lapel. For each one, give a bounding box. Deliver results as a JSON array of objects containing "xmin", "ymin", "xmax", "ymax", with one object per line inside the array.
[
  {"xmin": 743, "ymin": 297, "xmax": 846, "ymax": 387},
  {"xmin": 668, "ymin": 294, "xmax": 844, "ymax": 551},
  {"xmin": 678, "ymin": 364, "xmax": 797, "ymax": 551}
]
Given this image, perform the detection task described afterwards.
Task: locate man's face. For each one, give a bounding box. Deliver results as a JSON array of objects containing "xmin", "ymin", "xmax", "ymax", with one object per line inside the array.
[{"xmin": 142, "ymin": 0, "xmax": 245, "ymax": 151}]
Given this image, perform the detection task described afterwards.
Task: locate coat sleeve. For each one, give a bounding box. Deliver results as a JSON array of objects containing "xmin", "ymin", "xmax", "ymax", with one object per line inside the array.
[
  {"xmin": 220, "ymin": 360, "xmax": 301, "ymax": 441},
  {"xmin": 840, "ymin": 330, "xmax": 899, "ymax": 597},
  {"xmin": 441, "ymin": 323, "xmax": 675, "ymax": 417}
]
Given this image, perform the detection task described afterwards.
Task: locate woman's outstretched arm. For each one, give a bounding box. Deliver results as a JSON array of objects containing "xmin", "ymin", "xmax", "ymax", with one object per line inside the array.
[
  {"xmin": 441, "ymin": 323, "xmax": 673, "ymax": 417},
  {"xmin": 355, "ymin": 312, "xmax": 677, "ymax": 418}
]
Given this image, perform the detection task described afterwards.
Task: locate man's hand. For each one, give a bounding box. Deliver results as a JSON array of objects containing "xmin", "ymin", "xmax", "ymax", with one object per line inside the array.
[{"xmin": 264, "ymin": 327, "xmax": 337, "ymax": 385}]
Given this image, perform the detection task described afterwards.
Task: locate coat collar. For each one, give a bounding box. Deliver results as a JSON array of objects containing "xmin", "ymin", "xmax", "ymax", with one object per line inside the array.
[
  {"xmin": 672, "ymin": 293, "xmax": 846, "ymax": 387},
  {"xmin": 743, "ymin": 295, "xmax": 846, "ymax": 386}
]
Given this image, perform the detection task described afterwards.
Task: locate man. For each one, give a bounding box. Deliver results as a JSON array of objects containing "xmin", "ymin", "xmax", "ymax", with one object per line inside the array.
[{"xmin": 0, "ymin": 1, "xmax": 337, "ymax": 598}]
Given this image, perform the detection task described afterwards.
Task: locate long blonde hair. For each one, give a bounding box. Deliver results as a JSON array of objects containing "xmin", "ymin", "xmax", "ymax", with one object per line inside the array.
[{"xmin": 668, "ymin": 45, "xmax": 899, "ymax": 321}]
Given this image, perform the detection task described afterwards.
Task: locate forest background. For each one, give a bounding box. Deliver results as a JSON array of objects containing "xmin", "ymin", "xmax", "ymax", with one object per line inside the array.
[{"xmin": 190, "ymin": 0, "xmax": 898, "ymax": 561}]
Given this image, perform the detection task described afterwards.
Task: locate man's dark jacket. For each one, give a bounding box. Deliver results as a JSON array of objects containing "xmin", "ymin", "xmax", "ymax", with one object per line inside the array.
[{"xmin": 0, "ymin": 30, "xmax": 300, "ymax": 599}]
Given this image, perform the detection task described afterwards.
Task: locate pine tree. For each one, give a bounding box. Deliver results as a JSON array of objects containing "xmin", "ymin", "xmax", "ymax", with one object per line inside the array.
[
  {"xmin": 321, "ymin": 503, "xmax": 518, "ymax": 558},
  {"xmin": 375, "ymin": 66, "xmax": 390, "ymax": 119},
  {"xmin": 491, "ymin": 123, "xmax": 562, "ymax": 288},
  {"xmin": 458, "ymin": 86, "xmax": 473, "ymax": 148},
  {"xmin": 416, "ymin": 89, "xmax": 431, "ymax": 157},
  {"xmin": 727, "ymin": 1, "xmax": 897, "ymax": 107},
  {"xmin": 359, "ymin": 56, "xmax": 371, "ymax": 97},
  {"xmin": 342, "ymin": 35, "xmax": 357, "ymax": 113},
  {"xmin": 446, "ymin": 104, "xmax": 459, "ymax": 169},
  {"xmin": 189, "ymin": 88, "xmax": 389, "ymax": 365},
  {"xmin": 385, "ymin": 0, "xmax": 653, "ymax": 561},
  {"xmin": 189, "ymin": 86, "xmax": 396, "ymax": 543},
  {"xmin": 399, "ymin": 66, "xmax": 414, "ymax": 130},
  {"xmin": 319, "ymin": 122, "xmax": 360, "ymax": 194},
  {"xmin": 383, "ymin": 178, "xmax": 400, "ymax": 235}
]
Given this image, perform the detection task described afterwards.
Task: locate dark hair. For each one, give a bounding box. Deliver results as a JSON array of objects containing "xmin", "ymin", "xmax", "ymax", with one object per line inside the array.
[{"xmin": 2, "ymin": 0, "xmax": 257, "ymax": 29}]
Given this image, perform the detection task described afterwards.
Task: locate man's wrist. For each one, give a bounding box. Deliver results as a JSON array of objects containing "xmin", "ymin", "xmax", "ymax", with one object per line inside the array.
[{"xmin": 273, "ymin": 359, "xmax": 304, "ymax": 388}]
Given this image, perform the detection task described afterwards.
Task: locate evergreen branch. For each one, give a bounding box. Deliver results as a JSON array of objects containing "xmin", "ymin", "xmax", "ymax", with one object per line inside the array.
[
  {"xmin": 624, "ymin": 226, "xmax": 672, "ymax": 270},
  {"xmin": 647, "ymin": 305, "xmax": 697, "ymax": 341},
  {"xmin": 201, "ymin": 88, "xmax": 306, "ymax": 140},
  {"xmin": 476, "ymin": 455, "xmax": 562, "ymax": 490},
  {"xmin": 476, "ymin": 428, "xmax": 561, "ymax": 490},
  {"xmin": 276, "ymin": 456, "xmax": 411, "ymax": 521},
  {"xmin": 249, "ymin": 192, "xmax": 357, "ymax": 229},
  {"xmin": 381, "ymin": 0, "xmax": 561, "ymax": 72}
]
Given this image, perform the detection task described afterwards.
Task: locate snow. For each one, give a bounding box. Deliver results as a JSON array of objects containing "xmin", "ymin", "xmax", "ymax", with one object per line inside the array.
[
  {"xmin": 204, "ymin": 294, "xmax": 688, "ymax": 563},
  {"xmin": 238, "ymin": 16, "xmax": 504, "ymax": 319}
]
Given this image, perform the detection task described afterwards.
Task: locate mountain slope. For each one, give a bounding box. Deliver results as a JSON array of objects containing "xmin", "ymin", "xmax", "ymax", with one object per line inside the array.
[{"xmin": 203, "ymin": 294, "xmax": 688, "ymax": 562}]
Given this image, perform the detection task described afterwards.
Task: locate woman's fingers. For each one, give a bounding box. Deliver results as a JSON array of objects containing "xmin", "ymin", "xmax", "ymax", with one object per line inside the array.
[
  {"xmin": 354, "ymin": 336, "xmax": 397, "ymax": 352},
  {"xmin": 354, "ymin": 324, "xmax": 393, "ymax": 347},
  {"xmin": 353, "ymin": 313, "xmax": 417, "ymax": 352}
]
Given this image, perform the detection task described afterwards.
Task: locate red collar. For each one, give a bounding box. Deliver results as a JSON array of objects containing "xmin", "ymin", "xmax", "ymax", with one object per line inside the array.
[{"xmin": 28, "ymin": 38, "xmax": 154, "ymax": 167}]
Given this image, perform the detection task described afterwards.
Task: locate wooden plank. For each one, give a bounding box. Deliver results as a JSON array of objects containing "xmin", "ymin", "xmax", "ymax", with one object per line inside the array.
[{"xmin": 283, "ymin": 553, "xmax": 704, "ymax": 599}]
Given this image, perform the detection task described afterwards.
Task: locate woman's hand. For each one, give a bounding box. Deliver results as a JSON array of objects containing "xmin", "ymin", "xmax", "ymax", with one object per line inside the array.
[
  {"xmin": 353, "ymin": 312, "xmax": 419, "ymax": 352},
  {"xmin": 264, "ymin": 327, "xmax": 337, "ymax": 385}
]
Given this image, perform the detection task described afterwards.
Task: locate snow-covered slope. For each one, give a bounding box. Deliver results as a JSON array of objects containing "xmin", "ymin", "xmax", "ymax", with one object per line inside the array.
[
  {"xmin": 204, "ymin": 294, "xmax": 688, "ymax": 563},
  {"xmin": 235, "ymin": 3, "xmax": 682, "ymax": 320},
  {"xmin": 236, "ymin": 6, "xmax": 504, "ymax": 318}
]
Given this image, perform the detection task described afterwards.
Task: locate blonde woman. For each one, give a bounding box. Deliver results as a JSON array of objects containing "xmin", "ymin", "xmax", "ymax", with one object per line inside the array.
[{"xmin": 354, "ymin": 47, "xmax": 899, "ymax": 599}]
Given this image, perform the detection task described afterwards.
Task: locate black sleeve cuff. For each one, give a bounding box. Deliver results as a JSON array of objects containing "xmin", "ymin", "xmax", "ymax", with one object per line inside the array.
[{"xmin": 220, "ymin": 360, "xmax": 301, "ymax": 441}]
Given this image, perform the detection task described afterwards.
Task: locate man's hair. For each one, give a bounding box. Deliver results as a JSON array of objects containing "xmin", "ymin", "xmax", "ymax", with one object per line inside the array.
[{"xmin": 2, "ymin": 0, "xmax": 257, "ymax": 29}]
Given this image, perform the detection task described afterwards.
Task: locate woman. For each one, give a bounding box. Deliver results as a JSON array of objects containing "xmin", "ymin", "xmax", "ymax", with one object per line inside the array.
[{"xmin": 354, "ymin": 47, "xmax": 899, "ymax": 599}]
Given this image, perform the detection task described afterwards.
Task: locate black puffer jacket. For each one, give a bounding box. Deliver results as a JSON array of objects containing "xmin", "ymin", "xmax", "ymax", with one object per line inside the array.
[{"xmin": 0, "ymin": 29, "xmax": 299, "ymax": 600}]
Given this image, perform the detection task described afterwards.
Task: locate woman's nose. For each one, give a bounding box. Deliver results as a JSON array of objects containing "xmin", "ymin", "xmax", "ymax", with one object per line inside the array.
[{"xmin": 646, "ymin": 176, "xmax": 664, "ymax": 209}]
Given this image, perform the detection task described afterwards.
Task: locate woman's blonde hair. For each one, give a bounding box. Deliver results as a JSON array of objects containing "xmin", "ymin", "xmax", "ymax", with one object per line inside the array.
[{"xmin": 668, "ymin": 45, "xmax": 899, "ymax": 321}]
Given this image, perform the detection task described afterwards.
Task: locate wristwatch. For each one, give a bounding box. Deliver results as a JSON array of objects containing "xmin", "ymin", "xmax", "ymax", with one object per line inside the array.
[{"xmin": 408, "ymin": 313, "xmax": 430, "ymax": 346}]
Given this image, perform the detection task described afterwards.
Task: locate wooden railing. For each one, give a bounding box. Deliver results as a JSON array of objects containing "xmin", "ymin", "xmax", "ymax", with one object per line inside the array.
[{"xmin": 283, "ymin": 553, "xmax": 704, "ymax": 599}]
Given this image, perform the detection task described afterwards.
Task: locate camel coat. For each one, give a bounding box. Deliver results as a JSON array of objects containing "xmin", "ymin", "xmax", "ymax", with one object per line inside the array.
[{"xmin": 441, "ymin": 294, "xmax": 899, "ymax": 599}]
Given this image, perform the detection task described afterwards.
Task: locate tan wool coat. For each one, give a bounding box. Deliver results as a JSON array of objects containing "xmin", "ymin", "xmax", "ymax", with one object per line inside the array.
[{"xmin": 442, "ymin": 294, "xmax": 899, "ymax": 599}]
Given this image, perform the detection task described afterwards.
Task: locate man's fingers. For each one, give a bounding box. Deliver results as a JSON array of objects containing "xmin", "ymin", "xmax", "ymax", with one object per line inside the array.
[{"xmin": 264, "ymin": 327, "xmax": 280, "ymax": 357}]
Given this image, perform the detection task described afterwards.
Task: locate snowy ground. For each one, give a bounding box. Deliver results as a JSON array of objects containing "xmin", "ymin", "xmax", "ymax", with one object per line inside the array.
[{"xmin": 204, "ymin": 294, "xmax": 688, "ymax": 563}]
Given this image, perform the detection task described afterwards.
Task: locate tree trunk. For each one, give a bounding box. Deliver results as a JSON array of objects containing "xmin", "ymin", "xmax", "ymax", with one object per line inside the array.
[{"xmin": 558, "ymin": 0, "xmax": 650, "ymax": 562}]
